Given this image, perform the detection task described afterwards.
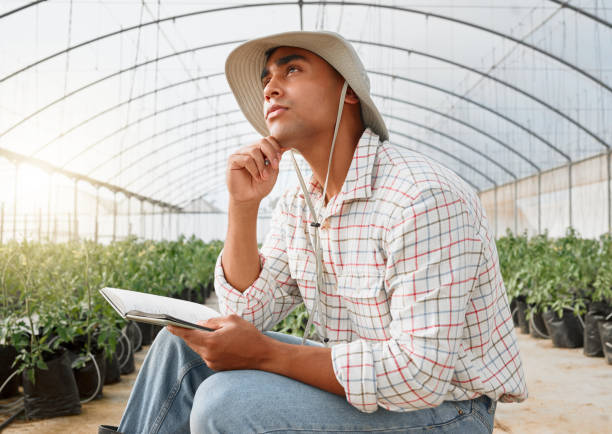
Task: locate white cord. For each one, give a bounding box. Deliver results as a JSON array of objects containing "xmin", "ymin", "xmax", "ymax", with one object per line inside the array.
[
  {"xmin": 295, "ymin": 80, "xmax": 349, "ymax": 346},
  {"xmin": 118, "ymin": 328, "xmax": 133, "ymax": 370},
  {"xmin": 0, "ymin": 370, "xmax": 19, "ymax": 397},
  {"xmin": 78, "ymin": 351, "xmax": 102, "ymax": 404}
]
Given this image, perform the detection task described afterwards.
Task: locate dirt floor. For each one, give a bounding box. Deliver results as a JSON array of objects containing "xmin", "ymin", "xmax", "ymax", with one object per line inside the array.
[{"xmin": 2, "ymin": 294, "xmax": 610, "ymax": 433}]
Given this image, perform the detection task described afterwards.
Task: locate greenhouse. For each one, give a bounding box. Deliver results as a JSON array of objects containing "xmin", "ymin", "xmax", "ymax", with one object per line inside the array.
[{"xmin": 0, "ymin": 0, "xmax": 611, "ymax": 433}]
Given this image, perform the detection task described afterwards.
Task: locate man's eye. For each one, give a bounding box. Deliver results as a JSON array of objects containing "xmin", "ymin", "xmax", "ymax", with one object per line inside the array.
[{"xmin": 287, "ymin": 65, "xmax": 298, "ymax": 73}]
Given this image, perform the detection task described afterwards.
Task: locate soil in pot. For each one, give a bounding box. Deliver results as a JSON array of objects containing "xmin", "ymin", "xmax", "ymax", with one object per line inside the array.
[
  {"xmin": 584, "ymin": 311, "xmax": 605, "ymax": 357},
  {"xmin": 529, "ymin": 311, "xmax": 549, "ymax": 339},
  {"xmin": 0, "ymin": 345, "xmax": 20, "ymax": 399},
  {"xmin": 22, "ymin": 348, "xmax": 81, "ymax": 419},
  {"xmin": 104, "ymin": 353, "xmax": 121, "ymax": 385},
  {"xmin": 73, "ymin": 349, "xmax": 106, "ymax": 400},
  {"xmin": 516, "ymin": 299, "xmax": 530, "ymax": 334},
  {"xmin": 542, "ymin": 309, "xmax": 584, "ymax": 348},
  {"xmin": 598, "ymin": 321, "xmax": 612, "ymax": 365}
]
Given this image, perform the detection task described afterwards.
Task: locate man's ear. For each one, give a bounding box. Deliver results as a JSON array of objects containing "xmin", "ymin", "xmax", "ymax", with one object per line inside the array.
[{"xmin": 345, "ymin": 86, "xmax": 360, "ymax": 105}]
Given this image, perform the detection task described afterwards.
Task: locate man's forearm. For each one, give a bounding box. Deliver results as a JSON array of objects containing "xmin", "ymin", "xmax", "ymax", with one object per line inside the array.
[
  {"xmin": 221, "ymin": 200, "xmax": 261, "ymax": 292},
  {"xmin": 258, "ymin": 337, "xmax": 346, "ymax": 397}
]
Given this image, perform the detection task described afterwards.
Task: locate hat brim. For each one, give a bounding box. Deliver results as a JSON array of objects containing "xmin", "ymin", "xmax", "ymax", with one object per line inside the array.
[{"xmin": 225, "ymin": 31, "xmax": 388, "ymax": 142}]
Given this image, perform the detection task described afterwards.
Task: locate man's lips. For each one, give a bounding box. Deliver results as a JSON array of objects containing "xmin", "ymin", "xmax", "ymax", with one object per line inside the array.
[{"xmin": 266, "ymin": 105, "xmax": 287, "ymax": 120}]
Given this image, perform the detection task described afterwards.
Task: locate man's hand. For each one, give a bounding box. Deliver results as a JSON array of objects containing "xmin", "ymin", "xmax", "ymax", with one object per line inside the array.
[
  {"xmin": 226, "ymin": 136, "xmax": 287, "ymax": 205},
  {"xmin": 168, "ymin": 314, "xmax": 346, "ymax": 397},
  {"xmin": 167, "ymin": 314, "xmax": 273, "ymax": 371}
]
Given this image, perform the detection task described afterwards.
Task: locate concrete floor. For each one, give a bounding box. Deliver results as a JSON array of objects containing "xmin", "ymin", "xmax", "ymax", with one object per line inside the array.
[{"xmin": 1, "ymin": 293, "xmax": 610, "ymax": 433}]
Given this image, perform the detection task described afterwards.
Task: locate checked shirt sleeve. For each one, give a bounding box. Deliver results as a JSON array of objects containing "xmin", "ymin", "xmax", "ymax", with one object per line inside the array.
[
  {"xmin": 331, "ymin": 188, "xmax": 484, "ymax": 413},
  {"xmin": 214, "ymin": 196, "xmax": 303, "ymax": 331}
]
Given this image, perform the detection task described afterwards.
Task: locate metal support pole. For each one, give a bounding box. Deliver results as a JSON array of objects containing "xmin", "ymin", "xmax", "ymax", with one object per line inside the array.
[
  {"xmin": 151, "ymin": 203, "xmax": 156, "ymax": 240},
  {"xmin": 0, "ymin": 203, "xmax": 4, "ymax": 245},
  {"xmin": 176, "ymin": 211, "xmax": 180, "ymax": 239},
  {"xmin": 494, "ymin": 186, "xmax": 498, "ymax": 237},
  {"xmin": 298, "ymin": 0, "xmax": 303, "ymax": 30},
  {"xmin": 140, "ymin": 200, "xmax": 145, "ymax": 239},
  {"xmin": 38, "ymin": 208, "xmax": 42, "ymax": 242},
  {"xmin": 73, "ymin": 179, "xmax": 79, "ymax": 241},
  {"xmin": 95, "ymin": 187, "xmax": 100, "ymax": 244},
  {"xmin": 127, "ymin": 196, "xmax": 132, "ymax": 237},
  {"xmin": 606, "ymin": 149, "xmax": 612, "ymax": 233},
  {"xmin": 47, "ymin": 172, "xmax": 52, "ymax": 240},
  {"xmin": 13, "ymin": 163, "xmax": 18, "ymax": 241},
  {"xmin": 538, "ymin": 172, "xmax": 542, "ymax": 235},
  {"xmin": 24, "ymin": 214, "xmax": 27, "ymax": 241},
  {"xmin": 568, "ymin": 162, "xmax": 573, "ymax": 229},
  {"xmin": 53, "ymin": 215, "xmax": 58, "ymax": 243},
  {"xmin": 513, "ymin": 181, "xmax": 518, "ymax": 235},
  {"xmin": 67, "ymin": 213, "xmax": 72, "ymax": 242},
  {"xmin": 113, "ymin": 192, "xmax": 118, "ymax": 242}
]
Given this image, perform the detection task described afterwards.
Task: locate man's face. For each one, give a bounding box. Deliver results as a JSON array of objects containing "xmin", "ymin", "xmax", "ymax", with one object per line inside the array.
[{"xmin": 261, "ymin": 46, "xmax": 344, "ymax": 146}]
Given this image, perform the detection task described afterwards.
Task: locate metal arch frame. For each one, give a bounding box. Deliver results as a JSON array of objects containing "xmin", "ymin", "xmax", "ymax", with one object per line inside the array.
[
  {"xmin": 353, "ymin": 40, "xmax": 609, "ymax": 150},
  {"xmin": 0, "ymin": 1, "xmax": 46, "ymax": 20},
  {"xmin": 124, "ymin": 79, "xmax": 546, "ymax": 203},
  {"xmin": 71, "ymin": 94, "xmax": 236, "ymax": 174},
  {"xmin": 90, "ymin": 107, "xmax": 239, "ymax": 178},
  {"xmin": 381, "ymin": 112, "xmax": 517, "ymax": 181},
  {"xmin": 165, "ymin": 125, "xmax": 493, "ymax": 207},
  {"xmin": 0, "ymin": 147, "xmax": 181, "ymax": 211},
  {"xmin": 2, "ymin": 1, "xmax": 610, "ymax": 94},
  {"xmin": 115, "ymin": 120, "xmax": 251, "ymax": 191},
  {"xmin": 0, "ymin": 39, "xmax": 246, "ymax": 140},
  {"xmin": 145, "ymin": 132, "xmax": 259, "ymax": 199},
  {"xmin": 375, "ymin": 93, "xmax": 540, "ymax": 172},
  {"xmin": 547, "ymin": 0, "xmax": 612, "ymax": 29},
  {"xmin": 185, "ymin": 129, "xmax": 487, "ymax": 207},
  {"xmin": 33, "ymin": 72, "xmax": 226, "ymax": 157},
  {"xmin": 0, "ymin": 3, "xmax": 602, "ymax": 174},
  {"xmin": 369, "ymin": 71, "xmax": 571, "ymax": 162}
]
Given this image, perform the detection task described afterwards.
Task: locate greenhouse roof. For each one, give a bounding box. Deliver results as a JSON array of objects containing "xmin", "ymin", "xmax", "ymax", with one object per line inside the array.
[{"xmin": 0, "ymin": 0, "xmax": 610, "ymax": 214}]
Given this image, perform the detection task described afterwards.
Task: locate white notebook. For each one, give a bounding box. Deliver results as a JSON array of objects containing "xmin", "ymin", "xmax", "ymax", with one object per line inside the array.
[{"xmin": 100, "ymin": 287, "xmax": 220, "ymax": 331}]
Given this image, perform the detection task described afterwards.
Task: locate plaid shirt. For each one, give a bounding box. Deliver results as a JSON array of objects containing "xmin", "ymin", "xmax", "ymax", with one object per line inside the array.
[{"xmin": 215, "ymin": 128, "xmax": 528, "ymax": 413}]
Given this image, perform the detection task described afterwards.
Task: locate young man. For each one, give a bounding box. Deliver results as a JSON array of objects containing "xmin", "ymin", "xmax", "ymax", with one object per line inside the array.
[{"xmin": 103, "ymin": 31, "xmax": 527, "ymax": 434}]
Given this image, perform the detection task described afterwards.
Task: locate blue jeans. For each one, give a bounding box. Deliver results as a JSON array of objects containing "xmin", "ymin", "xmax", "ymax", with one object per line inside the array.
[{"xmin": 119, "ymin": 328, "xmax": 496, "ymax": 433}]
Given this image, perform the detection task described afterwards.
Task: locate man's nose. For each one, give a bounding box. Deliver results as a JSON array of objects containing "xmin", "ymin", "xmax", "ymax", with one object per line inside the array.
[{"xmin": 264, "ymin": 77, "xmax": 282, "ymax": 101}]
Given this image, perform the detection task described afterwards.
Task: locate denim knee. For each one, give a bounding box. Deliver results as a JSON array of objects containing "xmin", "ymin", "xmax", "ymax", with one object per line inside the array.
[{"xmin": 190, "ymin": 371, "xmax": 238, "ymax": 433}]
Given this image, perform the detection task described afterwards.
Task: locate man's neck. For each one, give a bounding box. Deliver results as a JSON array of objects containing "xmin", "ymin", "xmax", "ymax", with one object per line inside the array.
[{"xmin": 296, "ymin": 123, "xmax": 364, "ymax": 206}]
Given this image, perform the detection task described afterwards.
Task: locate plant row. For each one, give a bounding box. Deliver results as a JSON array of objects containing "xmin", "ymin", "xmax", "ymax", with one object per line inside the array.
[
  {"xmin": 497, "ymin": 228, "xmax": 612, "ymax": 363},
  {"xmin": 0, "ymin": 236, "xmax": 222, "ymax": 421}
]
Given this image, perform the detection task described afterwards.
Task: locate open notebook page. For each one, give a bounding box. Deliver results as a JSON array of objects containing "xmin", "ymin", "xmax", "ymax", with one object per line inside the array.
[{"xmin": 100, "ymin": 287, "xmax": 220, "ymax": 324}]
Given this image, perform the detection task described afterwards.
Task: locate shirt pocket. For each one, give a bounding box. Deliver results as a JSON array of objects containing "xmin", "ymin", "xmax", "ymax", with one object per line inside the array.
[
  {"xmin": 336, "ymin": 274, "xmax": 392, "ymax": 341},
  {"xmin": 286, "ymin": 250, "xmax": 317, "ymax": 294}
]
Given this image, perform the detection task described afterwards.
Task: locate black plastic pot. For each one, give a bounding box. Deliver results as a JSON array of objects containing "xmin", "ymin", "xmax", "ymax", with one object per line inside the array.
[
  {"xmin": 529, "ymin": 311, "xmax": 549, "ymax": 339},
  {"xmin": 73, "ymin": 349, "xmax": 106, "ymax": 400},
  {"xmin": 126, "ymin": 321, "xmax": 143, "ymax": 352},
  {"xmin": 516, "ymin": 299, "xmax": 530, "ymax": 334},
  {"xmin": 509, "ymin": 299, "xmax": 519, "ymax": 327},
  {"xmin": 583, "ymin": 311, "xmax": 605, "ymax": 357},
  {"xmin": 598, "ymin": 321, "xmax": 612, "ymax": 365},
  {"xmin": 542, "ymin": 309, "xmax": 584, "ymax": 348},
  {"xmin": 117, "ymin": 330, "xmax": 135, "ymax": 375},
  {"xmin": 151, "ymin": 325, "xmax": 163, "ymax": 341},
  {"xmin": 104, "ymin": 353, "xmax": 121, "ymax": 385},
  {"xmin": 22, "ymin": 348, "xmax": 81, "ymax": 420},
  {"xmin": 136, "ymin": 321, "xmax": 153, "ymax": 346},
  {"xmin": 0, "ymin": 345, "xmax": 20, "ymax": 399}
]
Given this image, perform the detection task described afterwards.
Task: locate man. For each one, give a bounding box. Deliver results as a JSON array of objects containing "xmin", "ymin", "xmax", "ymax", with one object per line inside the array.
[{"xmin": 102, "ymin": 30, "xmax": 527, "ymax": 434}]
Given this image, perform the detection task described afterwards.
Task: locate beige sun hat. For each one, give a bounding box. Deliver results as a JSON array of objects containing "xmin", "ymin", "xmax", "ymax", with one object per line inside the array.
[{"xmin": 224, "ymin": 30, "xmax": 389, "ymax": 142}]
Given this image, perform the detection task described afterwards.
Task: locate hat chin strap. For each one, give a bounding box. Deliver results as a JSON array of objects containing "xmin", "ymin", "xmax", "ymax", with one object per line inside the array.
[{"xmin": 288, "ymin": 80, "xmax": 349, "ymax": 346}]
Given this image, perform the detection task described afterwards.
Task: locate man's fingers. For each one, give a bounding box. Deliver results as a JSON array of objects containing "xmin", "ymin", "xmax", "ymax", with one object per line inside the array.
[
  {"xmin": 230, "ymin": 154, "xmax": 262, "ymax": 181},
  {"xmin": 199, "ymin": 317, "xmax": 223, "ymax": 330}
]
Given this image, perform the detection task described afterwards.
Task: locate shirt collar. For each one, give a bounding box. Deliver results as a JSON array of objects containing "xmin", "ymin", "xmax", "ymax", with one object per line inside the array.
[{"xmin": 306, "ymin": 127, "xmax": 381, "ymax": 210}]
